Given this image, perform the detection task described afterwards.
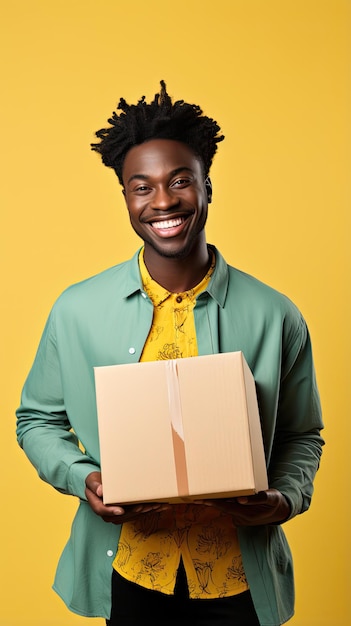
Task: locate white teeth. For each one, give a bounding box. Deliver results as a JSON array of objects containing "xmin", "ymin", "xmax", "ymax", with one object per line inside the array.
[{"xmin": 151, "ymin": 217, "xmax": 184, "ymax": 229}]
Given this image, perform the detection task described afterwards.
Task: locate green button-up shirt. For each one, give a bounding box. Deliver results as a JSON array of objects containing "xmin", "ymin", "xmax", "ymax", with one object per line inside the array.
[{"xmin": 16, "ymin": 246, "xmax": 324, "ymax": 625}]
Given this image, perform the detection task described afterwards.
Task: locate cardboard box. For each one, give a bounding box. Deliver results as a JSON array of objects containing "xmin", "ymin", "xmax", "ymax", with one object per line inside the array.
[{"xmin": 94, "ymin": 351, "xmax": 268, "ymax": 505}]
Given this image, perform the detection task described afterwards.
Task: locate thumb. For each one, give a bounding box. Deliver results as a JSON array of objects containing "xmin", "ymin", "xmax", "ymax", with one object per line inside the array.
[
  {"xmin": 96, "ymin": 483, "xmax": 103, "ymax": 498},
  {"xmin": 85, "ymin": 471, "xmax": 103, "ymax": 497}
]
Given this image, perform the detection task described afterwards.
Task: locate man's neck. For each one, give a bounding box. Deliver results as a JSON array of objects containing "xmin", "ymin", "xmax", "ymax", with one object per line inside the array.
[{"xmin": 143, "ymin": 243, "xmax": 211, "ymax": 293}]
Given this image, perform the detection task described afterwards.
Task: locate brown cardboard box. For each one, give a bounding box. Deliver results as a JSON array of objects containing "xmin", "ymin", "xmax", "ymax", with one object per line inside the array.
[{"xmin": 94, "ymin": 351, "xmax": 268, "ymax": 505}]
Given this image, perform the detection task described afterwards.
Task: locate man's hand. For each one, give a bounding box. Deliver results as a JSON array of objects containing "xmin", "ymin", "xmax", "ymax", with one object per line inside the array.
[
  {"xmin": 198, "ymin": 489, "xmax": 291, "ymax": 526},
  {"xmin": 85, "ymin": 471, "xmax": 170, "ymax": 524}
]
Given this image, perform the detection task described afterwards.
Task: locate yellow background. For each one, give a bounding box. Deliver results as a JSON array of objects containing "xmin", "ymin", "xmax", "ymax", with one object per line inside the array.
[{"xmin": 1, "ymin": 1, "xmax": 350, "ymax": 624}]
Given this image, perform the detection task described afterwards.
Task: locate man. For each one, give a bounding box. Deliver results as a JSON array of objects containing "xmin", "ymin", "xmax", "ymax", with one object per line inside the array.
[{"xmin": 16, "ymin": 82, "xmax": 324, "ymax": 626}]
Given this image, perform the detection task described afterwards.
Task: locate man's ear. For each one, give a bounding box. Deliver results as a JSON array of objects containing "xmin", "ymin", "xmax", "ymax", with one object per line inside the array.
[
  {"xmin": 205, "ymin": 177, "xmax": 212, "ymax": 203},
  {"xmin": 121, "ymin": 188, "xmax": 129, "ymax": 208}
]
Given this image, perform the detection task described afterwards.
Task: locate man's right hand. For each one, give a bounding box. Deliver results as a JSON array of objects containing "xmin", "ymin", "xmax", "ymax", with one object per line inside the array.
[{"xmin": 85, "ymin": 471, "xmax": 170, "ymax": 524}]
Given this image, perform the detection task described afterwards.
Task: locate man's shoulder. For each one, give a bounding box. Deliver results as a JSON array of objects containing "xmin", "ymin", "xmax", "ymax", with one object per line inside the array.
[
  {"xmin": 53, "ymin": 251, "xmax": 141, "ymax": 313},
  {"xmin": 225, "ymin": 262, "xmax": 302, "ymax": 318},
  {"xmin": 227, "ymin": 263, "xmax": 284, "ymax": 295}
]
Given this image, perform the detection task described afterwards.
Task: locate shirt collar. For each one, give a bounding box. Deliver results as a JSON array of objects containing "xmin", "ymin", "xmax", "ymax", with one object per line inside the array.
[
  {"xmin": 138, "ymin": 249, "xmax": 170, "ymax": 307},
  {"xmin": 122, "ymin": 245, "xmax": 230, "ymax": 308},
  {"xmin": 139, "ymin": 247, "xmax": 217, "ymax": 306},
  {"xmin": 202, "ymin": 244, "xmax": 229, "ymax": 308}
]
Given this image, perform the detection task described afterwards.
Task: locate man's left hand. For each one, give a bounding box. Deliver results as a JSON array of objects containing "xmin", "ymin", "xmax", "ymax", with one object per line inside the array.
[{"xmin": 198, "ymin": 488, "xmax": 291, "ymax": 526}]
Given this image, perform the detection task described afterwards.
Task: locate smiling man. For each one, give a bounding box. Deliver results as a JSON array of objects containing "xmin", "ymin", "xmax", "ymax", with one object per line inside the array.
[
  {"xmin": 16, "ymin": 82, "xmax": 324, "ymax": 626},
  {"xmin": 122, "ymin": 138, "xmax": 211, "ymax": 291}
]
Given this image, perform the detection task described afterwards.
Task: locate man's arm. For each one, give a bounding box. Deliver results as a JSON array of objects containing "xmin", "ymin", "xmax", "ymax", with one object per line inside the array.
[
  {"xmin": 16, "ymin": 311, "xmax": 100, "ymax": 501},
  {"xmin": 202, "ymin": 315, "xmax": 324, "ymax": 525},
  {"xmin": 16, "ymin": 309, "xmax": 171, "ymax": 520},
  {"xmin": 264, "ymin": 316, "xmax": 324, "ymax": 519}
]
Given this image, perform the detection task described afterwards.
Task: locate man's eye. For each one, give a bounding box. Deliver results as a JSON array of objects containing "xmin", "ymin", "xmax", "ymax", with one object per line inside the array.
[
  {"xmin": 135, "ymin": 185, "xmax": 150, "ymax": 193},
  {"xmin": 172, "ymin": 178, "xmax": 191, "ymax": 187}
]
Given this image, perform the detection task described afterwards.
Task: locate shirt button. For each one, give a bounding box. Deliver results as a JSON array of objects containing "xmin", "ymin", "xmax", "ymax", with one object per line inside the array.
[
  {"xmin": 128, "ymin": 347, "xmax": 136, "ymax": 354},
  {"xmin": 107, "ymin": 550, "xmax": 114, "ymax": 557},
  {"xmin": 141, "ymin": 292, "xmax": 147, "ymax": 299},
  {"xmin": 176, "ymin": 295, "xmax": 182, "ymax": 303}
]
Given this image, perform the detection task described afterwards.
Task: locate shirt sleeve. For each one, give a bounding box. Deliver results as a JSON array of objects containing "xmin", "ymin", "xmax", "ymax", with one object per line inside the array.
[
  {"xmin": 16, "ymin": 308, "xmax": 100, "ymax": 501},
  {"xmin": 267, "ymin": 313, "xmax": 324, "ymax": 519}
]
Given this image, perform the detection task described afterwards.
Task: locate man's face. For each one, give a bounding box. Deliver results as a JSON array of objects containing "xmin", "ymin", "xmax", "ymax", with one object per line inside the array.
[{"xmin": 122, "ymin": 139, "xmax": 209, "ymax": 260}]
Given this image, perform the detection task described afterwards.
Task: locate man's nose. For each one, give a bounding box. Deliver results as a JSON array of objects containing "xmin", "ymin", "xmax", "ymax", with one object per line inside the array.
[{"xmin": 151, "ymin": 186, "xmax": 179, "ymax": 210}]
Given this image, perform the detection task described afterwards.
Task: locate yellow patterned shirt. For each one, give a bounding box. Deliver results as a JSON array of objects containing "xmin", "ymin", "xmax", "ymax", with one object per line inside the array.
[{"xmin": 113, "ymin": 249, "xmax": 248, "ymax": 599}]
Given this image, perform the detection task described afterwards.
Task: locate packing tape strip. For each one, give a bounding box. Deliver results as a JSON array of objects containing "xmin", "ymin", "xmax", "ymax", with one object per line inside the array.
[{"xmin": 165, "ymin": 360, "xmax": 189, "ymax": 497}]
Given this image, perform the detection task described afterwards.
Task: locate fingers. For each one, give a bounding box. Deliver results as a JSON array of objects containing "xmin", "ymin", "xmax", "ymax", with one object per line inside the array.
[
  {"xmin": 85, "ymin": 485, "xmax": 125, "ymax": 517},
  {"xmin": 236, "ymin": 491, "xmax": 269, "ymax": 505},
  {"xmin": 85, "ymin": 471, "xmax": 127, "ymax": 520},
  {"xmin": 197, "ymin": 490, "xmax": 290, "ymax": 526},
  {"xmin": 85, "ymin": 479, "xmax": 171, "ymax": 525},
  {"xmin": 85, "ymin": 471, "xmax": 172, "ymax": 524},
  {"xmin": 133, "ymin": 503, "xmax": 169, "ymax": 514}
]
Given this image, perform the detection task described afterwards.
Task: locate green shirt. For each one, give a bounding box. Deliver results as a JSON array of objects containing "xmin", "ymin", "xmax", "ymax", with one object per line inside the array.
[{"xmin": 16, "ymin": 246, "xmax": 324, "ymax": 625}]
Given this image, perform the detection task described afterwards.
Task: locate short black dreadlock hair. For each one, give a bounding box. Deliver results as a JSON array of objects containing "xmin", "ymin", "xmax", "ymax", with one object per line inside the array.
[{"xmin": 91, "ymin": 81, "xmax": 224, "ymax": 185}]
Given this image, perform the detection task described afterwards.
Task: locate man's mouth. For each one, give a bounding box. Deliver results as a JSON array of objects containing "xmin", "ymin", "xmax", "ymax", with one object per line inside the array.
[{"xmin": 151, "ymin": 217, "xmax": 186, "ymax": 230}]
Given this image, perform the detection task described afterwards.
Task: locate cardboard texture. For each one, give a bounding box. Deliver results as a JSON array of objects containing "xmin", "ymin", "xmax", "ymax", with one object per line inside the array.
[{"xmin": 94, "ymin": 351, "xmax": 268, "ymax": 505}]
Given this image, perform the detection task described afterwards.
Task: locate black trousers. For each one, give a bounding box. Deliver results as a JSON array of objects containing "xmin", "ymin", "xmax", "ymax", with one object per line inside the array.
[{"xmin": 106, "ymin": 561, "xmax": 260, "ymax": 626}]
